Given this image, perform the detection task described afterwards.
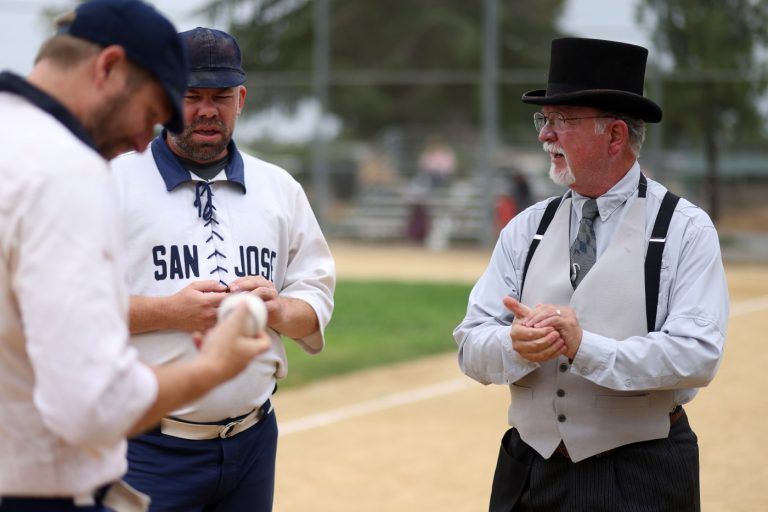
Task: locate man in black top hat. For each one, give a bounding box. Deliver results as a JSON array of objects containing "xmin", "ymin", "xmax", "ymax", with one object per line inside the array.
[{"xmin": 454, "ymin": 37, "xmax": 728, "ymax": 511}]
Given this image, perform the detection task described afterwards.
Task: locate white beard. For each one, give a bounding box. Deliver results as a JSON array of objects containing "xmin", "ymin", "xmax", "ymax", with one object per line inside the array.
[
  {"xmin": 549, "ymin": 163, "xmax": 576, "ymax": 186},
  {"xmin": 544, "ymin": 143, "xmax": 576, "ymax": 186}
]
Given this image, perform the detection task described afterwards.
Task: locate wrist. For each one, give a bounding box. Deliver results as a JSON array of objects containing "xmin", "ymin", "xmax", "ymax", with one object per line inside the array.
[
  {"xmin": 186, "ymin": 355, "xmax": 228, "ymax": 391},
  {"xmin": 130, "ymin": 295, "xmax": 177, "ymax": 334}
]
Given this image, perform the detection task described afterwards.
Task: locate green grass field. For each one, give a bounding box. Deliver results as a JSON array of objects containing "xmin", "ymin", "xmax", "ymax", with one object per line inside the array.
[{"xmin": 280, "ymin": 280, "xmax": 473, "ymax": 388}]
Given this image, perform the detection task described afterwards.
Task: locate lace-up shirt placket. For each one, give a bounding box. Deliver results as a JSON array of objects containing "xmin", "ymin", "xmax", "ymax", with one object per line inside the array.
[
  {"xmin": 137, "ymin": 136, "xmax": 250, "ymax": 293},
  {"xmin": 194, "ymin": 181, "xmax": 229, "ymax": 287}
]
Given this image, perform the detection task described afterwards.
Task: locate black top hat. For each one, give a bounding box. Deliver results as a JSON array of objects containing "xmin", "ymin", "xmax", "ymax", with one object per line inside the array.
[{"xmin": 521, "ymin": 37, "xmax": 662, "ymax": 123}]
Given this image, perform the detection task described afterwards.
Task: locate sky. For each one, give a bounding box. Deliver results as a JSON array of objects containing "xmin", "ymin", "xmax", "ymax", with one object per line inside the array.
[
  {"xmin": 0, "ymin": 0, "xmax": 648, "ymax": 76},
  {"xmin": 0, "ymin": 0, "xmax": 209, "ymax": 75}
]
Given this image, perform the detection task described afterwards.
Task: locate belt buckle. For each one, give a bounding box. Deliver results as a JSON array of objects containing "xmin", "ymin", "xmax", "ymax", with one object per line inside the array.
[{"xmin": 219, "ymin": 420, "xmax": 240, "ymax": 439}]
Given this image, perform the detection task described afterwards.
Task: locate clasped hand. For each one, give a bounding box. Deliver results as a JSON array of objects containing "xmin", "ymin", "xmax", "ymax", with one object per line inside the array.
[
  {"xmin": 170, "ymin": 277, "xmax": 280, "ymax": 333},
  {"xmin": 503, "ymin": 296, "xmax": 582, "ymax": 363}
]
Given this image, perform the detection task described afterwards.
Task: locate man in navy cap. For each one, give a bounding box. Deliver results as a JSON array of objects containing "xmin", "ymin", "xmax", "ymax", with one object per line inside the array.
[
  {"xmin": 0, "ymin": 2, "xmax": 271, "ymax": 510},
  {"xmin": 111, "ymin": 27, "xmax": 335, "ymax": 511},
  {"xmin": 455, "ymin": 37, "xmax": 728, "ymax": 511}
]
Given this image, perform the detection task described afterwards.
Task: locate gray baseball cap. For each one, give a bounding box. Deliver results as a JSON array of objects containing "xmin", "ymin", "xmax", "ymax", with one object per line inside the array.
[{"xmin": 180, "ymin": 27, "xmax": 246, "ymax": 89}]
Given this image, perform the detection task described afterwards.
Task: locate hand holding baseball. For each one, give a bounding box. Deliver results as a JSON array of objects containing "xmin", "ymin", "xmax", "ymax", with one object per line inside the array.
[
  {"xmin": 192, "ymin": 296, "xmax": 271, "ymax": 381},
  {"xmin": 217, "ymin": 293, "xmax": 268, "ymax": 336}
]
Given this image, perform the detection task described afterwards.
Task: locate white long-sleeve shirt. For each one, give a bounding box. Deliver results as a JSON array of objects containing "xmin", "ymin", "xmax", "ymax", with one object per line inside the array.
[
  {"xmin": 0, "ymin": 74, "xmax": 157, "ymax": 496},
  {"xmin": 454, "ymin": 163, "xmax": 729, "ymax": 406}
]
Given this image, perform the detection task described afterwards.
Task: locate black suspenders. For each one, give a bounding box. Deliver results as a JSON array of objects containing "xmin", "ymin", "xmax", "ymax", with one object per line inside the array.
[
  {"xmin": 644, "ymin": 189, "xmax": 680, "ymax": 331},
  {"xmin": 519, "ymin": 195, "xmax": 562, "ymax": 298},
  {"xmin": 521, "ymin": 174, "xmax": 680, "ymax": 333}
]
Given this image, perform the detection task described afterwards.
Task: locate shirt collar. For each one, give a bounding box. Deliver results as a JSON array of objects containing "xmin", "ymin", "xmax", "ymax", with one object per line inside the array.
[
  {"xmin": 151, "ymin": 130, "xmax": 246, "ymax": 193},
  {"xmin": 0, "ymin": 71, "xmax": 97, "ymax": 153},
  {"xmin": 571, "ymin": 161, "xmax": 641, "ymax": 221}
]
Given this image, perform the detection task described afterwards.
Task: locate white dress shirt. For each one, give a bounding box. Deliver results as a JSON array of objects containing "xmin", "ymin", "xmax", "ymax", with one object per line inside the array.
[
  {"xmin": 0, "ymin": 85, "xmax": 157, "ymax": 496},
  {"xmin": 454, "ymin": 163, "xmax": 729, "ymax": 406}
]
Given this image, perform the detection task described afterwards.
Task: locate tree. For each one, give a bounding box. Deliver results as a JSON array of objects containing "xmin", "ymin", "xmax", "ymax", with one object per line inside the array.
[
  {"xmin": 637, "ymin": 0, "xmax": 768, "ymax": 222},
  {"xmin": 199, "ymin": 0, "xmax": 566, "ymax": 138}
]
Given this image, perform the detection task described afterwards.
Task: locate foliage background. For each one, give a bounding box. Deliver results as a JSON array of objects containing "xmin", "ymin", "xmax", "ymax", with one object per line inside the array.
[{"xmin": 194, "ymin": 0, "xmax": 768, "ymax": 228}]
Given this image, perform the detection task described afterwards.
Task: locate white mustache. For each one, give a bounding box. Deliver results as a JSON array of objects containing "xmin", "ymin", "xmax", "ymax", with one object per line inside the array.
[{"xmin": 543, "ymin": 142, "xmax": 564, "ymax": 155}]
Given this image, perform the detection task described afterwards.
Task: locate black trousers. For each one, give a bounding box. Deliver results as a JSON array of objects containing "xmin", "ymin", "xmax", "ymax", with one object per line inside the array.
[{"xmin": 490, "ymin": 410, "xmax": 700, "ymax": 512}]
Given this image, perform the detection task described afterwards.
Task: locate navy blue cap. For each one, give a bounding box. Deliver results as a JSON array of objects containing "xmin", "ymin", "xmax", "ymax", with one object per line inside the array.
[
  {"xmin": 58, "ymin": 0, "xmax": 189, "ymax": 133},
  {"xmin": 180, "ymin": 27, "xmax": 246, "ymax": 88}
]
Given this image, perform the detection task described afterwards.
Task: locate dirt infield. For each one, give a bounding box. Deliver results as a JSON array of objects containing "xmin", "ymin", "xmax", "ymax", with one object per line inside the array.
[{"xmin": 272, "ymin": 242, "xmax": 768, "ymax": 511}]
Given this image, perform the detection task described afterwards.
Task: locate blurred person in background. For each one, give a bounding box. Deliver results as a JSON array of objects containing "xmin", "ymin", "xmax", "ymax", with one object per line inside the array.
[
  {"xmin": 495, "ymin": 169, "xmax": 533, "ymax": 233},
  {"xmin": 417, "ymin": 134, "xmax": 457, "ymax": 189}
]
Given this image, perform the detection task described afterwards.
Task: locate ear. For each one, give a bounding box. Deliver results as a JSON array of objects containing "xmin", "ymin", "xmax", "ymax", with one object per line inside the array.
[
  {"xmin": 93, "ymin": 45, "xmax": 127, "ymax": 89},
  {"xmin": 236, "ymin": 85, "xmax": 247, "ymax": 115},
  {"xmin": 606, "ymin": 118, "xmax": 629, "ymax": 156}
]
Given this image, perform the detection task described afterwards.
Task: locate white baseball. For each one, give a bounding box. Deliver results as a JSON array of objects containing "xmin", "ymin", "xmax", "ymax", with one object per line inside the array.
[{"xmin": 217, "ymin": 293, "xmax": 267, "ymax": 336}]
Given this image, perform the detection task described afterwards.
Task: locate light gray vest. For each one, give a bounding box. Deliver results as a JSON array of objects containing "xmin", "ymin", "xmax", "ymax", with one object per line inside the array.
[{"xmin": 511, "ymin": 194, "xmax": 675, "ymax": 462}]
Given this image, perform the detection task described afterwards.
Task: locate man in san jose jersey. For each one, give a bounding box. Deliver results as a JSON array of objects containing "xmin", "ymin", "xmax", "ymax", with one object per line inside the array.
[{"xmin": 110, "ymin": 27, "xmax": 335, "ymax": 512}]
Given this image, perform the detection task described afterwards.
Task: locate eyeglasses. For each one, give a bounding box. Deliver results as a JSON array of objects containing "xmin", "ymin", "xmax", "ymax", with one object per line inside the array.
[{"xmin": 533, "ymin": 112, "xmax": 615, "ymax": 133}]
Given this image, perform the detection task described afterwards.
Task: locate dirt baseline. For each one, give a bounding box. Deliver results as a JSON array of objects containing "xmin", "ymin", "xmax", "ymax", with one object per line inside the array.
[{"xmin": 272, "ymin": 242, "xmax": 767, "ymax": 512}]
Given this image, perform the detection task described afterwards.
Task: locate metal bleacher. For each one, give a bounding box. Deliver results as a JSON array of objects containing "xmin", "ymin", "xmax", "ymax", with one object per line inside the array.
[{"xmin": 326, "ymin": 178, "xmax": 488, "ymax": 245}]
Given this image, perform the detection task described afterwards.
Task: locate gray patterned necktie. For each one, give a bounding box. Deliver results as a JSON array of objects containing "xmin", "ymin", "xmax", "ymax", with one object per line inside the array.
[{"xmin": 570, "ymin": 199, "xmax": 599, "ymax": 288}]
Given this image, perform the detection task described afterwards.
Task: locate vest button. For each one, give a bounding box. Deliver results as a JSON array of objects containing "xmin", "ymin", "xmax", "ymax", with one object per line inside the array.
[
  {"xmin": 556, "ymin": 389, "xmax": 565, "ymax": 397},
  {"xmin": 559, "ymin": 363, "xmax": 568, "ymax": 372},
  {"xmin": 557, "ymin": 414, "xmax": 567, "ymax": 423}
]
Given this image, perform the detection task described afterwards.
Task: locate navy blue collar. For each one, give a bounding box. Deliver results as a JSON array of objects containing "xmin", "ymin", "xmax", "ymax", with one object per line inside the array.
[
  {"xmin": 151, "ymin": 131, "xmax": 246, "ymax": 192},
  {"xmin": 0, "ymin": 71, "xmax": 97, "ymax": 152}
]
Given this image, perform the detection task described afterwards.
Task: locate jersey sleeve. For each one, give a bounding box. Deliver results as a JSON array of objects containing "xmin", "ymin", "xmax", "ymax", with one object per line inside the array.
[{"xmin": 279, "ymin": 182, "xmax": 336, "ymax": 353}]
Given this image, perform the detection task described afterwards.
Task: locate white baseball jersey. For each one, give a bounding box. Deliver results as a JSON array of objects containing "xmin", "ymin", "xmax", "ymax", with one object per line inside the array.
[
  {"xmin": 110, "ymin": 135, "xmax": 335, "ymax": 422},
  {"xmin": 0, "ymin": 73, "xmax": 157, "ymax": 495}
]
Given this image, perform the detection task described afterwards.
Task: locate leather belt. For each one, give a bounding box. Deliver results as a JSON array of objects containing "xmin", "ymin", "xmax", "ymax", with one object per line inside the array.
[
  {"xmin": 160, "ymin": 400, "xmax": 273, "ymax": 440},
  {"xmin": 554, "ymin": 406, "xmax": 684, "ymax": 460}
]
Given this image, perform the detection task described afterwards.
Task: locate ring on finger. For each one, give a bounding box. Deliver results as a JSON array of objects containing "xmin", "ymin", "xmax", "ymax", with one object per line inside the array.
[{"xmin": 556, "ymin": 309, "xmax": 561, "ymax": 316}]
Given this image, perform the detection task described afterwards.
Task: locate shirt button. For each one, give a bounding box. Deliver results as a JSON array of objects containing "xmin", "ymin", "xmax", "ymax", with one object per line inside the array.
[
  {"xmin": 559, "ymin": 363, "xmax": 569, "ymax": 372},
  {"xmin": 557, "ymin": 414, "xmax": 567, "ymax": 423},
  {"xmin": 556, "ymin": 389, "xmax": 566, "ymax": 397},
  {"xmin": 580, "ymin": 367, "xmax": 589, "ymax": 375}
]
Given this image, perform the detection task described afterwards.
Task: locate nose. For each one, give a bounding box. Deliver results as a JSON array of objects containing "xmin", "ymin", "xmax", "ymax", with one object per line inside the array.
[
  {"xmin": 196, "ymin": 96, "xmax": 219, "ymax": 118},
  {"xmin": 538, "ymin": 123, "xmax": 556, "ymax": 143}
]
